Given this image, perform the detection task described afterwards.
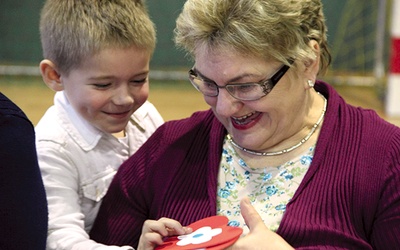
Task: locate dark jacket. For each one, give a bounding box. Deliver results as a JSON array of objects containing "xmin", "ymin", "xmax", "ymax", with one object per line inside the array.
[{"xmin": 0, "ymin": 93, "xmax": 48, "ymax": 250}]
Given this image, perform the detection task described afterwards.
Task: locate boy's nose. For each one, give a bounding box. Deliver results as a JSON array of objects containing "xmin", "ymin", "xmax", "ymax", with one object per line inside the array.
[{"xmin": 113, "ymin": 85, "xmax": 134, "ymax": 105}]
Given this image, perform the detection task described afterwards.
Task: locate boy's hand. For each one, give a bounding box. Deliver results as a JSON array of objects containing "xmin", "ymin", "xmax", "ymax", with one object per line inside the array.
[{"xmin": 138, "ymin": 218, "xmax": 192, "ymax": 250}]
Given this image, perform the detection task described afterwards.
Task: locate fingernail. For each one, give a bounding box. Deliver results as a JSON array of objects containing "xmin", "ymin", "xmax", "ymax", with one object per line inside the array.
[{"xmin": 184, "ymin": 227, "xmax": 193, "ymax": 233}]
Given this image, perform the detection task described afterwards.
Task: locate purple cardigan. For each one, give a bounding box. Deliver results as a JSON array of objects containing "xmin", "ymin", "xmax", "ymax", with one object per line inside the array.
[{"xmin": 90, "ymin": 82, "xmax": 400, "ymax": 249}]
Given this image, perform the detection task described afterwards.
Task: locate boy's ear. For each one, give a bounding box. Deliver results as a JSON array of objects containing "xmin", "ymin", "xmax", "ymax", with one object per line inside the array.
[{"xmin": 39, "ymin": 59, "xmax": 64, "ymax": 91}]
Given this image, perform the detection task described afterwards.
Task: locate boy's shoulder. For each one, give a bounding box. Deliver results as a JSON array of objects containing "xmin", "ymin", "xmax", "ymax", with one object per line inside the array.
[
  {"xmin": 131, "ymin": 101, "xmax": 164, "ymax": 128},
  {"xmin": 133, "ymin": 101, "xmax": 161, "ymax": 118},
  {"xmin": 35, "ymin": 105, "xmax": 68, "ymax": 143},
  {"xmin": 35, "ymin": 92, "xmax": 97, "ymax": 147}
]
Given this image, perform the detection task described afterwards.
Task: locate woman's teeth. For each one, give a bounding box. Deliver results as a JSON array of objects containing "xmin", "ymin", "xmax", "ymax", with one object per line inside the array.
[{"xmin": 232, "ymin": 112, "xmax": 257, "ymax": 125}]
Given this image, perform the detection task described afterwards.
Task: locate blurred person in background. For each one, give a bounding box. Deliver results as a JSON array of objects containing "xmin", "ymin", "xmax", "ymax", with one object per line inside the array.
[
  {"xmin": 90, "ymin": 0, "xmax": 400, "ymax": 249},
  {"xmin": 0, "ymin": 92, "xmax": 48, "ymax": 250}
]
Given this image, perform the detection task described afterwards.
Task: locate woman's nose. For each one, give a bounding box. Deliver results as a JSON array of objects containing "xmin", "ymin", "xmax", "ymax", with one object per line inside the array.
[{"xmin": 215, "ymin": 88, "xmax": 240, "ymax": 116}]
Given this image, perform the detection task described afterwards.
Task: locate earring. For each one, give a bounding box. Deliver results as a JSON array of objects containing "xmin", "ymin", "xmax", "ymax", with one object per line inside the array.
[{"xmin": 307, "ymin": 80, "xmax": 314, "ymax": 88}]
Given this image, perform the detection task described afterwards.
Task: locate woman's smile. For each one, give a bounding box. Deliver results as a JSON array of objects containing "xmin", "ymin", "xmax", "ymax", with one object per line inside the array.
[{"xmin": 231, "ymin": 111, "xmax": 263, "ymax": 130}]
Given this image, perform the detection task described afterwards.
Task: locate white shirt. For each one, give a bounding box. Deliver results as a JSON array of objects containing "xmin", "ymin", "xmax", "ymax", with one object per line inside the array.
[{"xmin": 35, "ymin": 92, "xmax": 164, "ymax": 250}]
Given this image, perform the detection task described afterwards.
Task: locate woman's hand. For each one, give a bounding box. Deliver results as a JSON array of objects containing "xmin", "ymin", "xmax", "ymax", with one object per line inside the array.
[
  {"xmin": 229, "ymin": 198, "xmax": 294, "ymax": 250},
  {"xmin": 137, "ymin": 217, "xmax": 192, "ymax": 250}
]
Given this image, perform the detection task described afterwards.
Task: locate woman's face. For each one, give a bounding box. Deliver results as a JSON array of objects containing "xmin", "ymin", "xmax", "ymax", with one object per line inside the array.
[{"xmin": 194, "ymin": 48, "xmax": 310, "ymax": 152}]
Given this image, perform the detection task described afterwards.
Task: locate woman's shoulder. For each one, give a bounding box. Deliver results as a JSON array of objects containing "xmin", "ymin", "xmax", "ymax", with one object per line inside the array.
[
  {"xmin": 137, "ymin": 109, "xmax": 222, "ymax": 153},
  {"xmin": 352, "ymin": 106, "xmax": 399, "ymax": 137},
  {"xmin": 339, "ymin": 103, "xmax": 400, "ymax": 148},
  {"xmin": 317, "ymin": 82, "xmax": 399, "ymax": 137},
  {"xmin": 165, "ymin": 109, "xmax": 215, "ymax": 126}
]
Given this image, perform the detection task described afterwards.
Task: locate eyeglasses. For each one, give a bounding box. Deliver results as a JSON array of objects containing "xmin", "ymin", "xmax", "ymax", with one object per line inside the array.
[{"xmin": 188, "ymin": 63, "xmax": 291, "ymax": 101}]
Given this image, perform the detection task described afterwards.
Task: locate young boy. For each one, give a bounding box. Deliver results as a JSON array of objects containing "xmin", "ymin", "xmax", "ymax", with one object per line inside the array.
[{"xmin": 36, "ymin": 0, "xmax": 163, "ymax": 249}]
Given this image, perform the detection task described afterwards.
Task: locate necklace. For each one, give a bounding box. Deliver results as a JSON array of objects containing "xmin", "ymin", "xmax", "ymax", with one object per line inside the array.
[{"xmin": 227, "ymin": 93, "xmax": 327, "ymax": 156}]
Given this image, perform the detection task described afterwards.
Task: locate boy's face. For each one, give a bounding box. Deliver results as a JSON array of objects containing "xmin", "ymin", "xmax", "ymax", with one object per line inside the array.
[{"xmin": 60, "ymin": 46, "xmax": 151, "ymax": 134}]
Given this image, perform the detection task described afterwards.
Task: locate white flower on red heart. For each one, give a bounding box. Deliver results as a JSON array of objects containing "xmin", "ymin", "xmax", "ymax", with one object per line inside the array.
[{"xmin": 176, "ymin": 226, "xmax": 222, "ymax": 246}]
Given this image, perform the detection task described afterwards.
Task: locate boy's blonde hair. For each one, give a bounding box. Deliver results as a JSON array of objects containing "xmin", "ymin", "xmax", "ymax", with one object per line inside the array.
[
  {"xmin": 40, "ymin": 0, "xmax": 156, "ymax": 75},
  {"xmin": 174, "ymin": 0, "xmax": 331, "ymax": 75}
]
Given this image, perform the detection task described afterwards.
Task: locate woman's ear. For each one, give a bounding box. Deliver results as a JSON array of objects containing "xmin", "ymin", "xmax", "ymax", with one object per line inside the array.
[
  {"xmin": 303, "ymin": 40, "xmax": 320, "ymax": 81},
  {"xmin": 39, "ymin": 59, "xmax": 64, "ymax": 91}
]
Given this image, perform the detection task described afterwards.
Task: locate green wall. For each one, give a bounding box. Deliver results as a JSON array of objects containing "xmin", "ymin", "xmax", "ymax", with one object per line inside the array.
[
  {"xmin": 147, "ymin": 0, "xmax": 190, "ymax": 68},
  {"xmin": 0, "ymin": 1, "xmax": 43, "ymax": 65},
  {"xmin": 0, "ymin": 0, "xmax": 391, "ymax": 72}
]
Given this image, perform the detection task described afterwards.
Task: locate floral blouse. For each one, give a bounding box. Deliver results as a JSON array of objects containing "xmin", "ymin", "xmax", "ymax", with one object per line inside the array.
[{"xmin": 217, "ymin": 136, "xmax": 315, "ymax": 235}]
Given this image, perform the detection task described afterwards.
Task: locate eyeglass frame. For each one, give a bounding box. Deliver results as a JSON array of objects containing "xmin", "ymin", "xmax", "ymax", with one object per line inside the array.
[{"xmin": 188, "ymin": 61, "xmax": 292, "ymax": 101}]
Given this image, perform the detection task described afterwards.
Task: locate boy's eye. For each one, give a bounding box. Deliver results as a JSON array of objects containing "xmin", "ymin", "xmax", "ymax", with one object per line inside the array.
[
  {"xmin": 93, "ymin": 83, "xmax": 111, "ymax": 89},
  {"xmin": 130, "ymin": 78, "xmax": 147, "ymax": 85}
]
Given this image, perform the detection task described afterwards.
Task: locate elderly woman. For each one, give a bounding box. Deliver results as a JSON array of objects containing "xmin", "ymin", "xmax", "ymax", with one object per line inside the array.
[{"xmin": 90, "ymin": 0, "xmax": 400, "ymax": 249}]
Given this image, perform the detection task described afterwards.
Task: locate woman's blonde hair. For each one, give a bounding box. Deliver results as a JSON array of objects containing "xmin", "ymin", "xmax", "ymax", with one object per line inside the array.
[
  {"xmin": 175, "ymin": 0, "xmax": 331, "ymax": 75},
  {"xmin": 40, "ymin": 0, "xmax": 156, "ymax": 75}
]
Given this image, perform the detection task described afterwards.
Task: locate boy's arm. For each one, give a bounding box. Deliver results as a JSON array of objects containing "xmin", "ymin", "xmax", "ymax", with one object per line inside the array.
[
  {"xmin": 37, "ymin": 143, "xmax": 133, "ymax": 250},
  {"xmin": 90, "ymin": 139, "xmax": 156, "ymax": 248}
]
